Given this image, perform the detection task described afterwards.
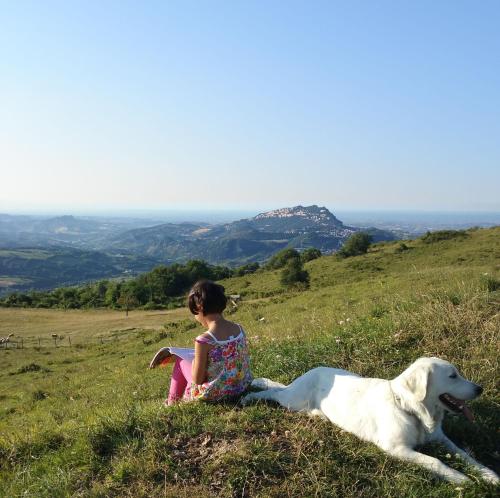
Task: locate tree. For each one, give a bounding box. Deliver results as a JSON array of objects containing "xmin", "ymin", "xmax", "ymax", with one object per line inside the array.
[
  {"xmin": 147, "ymin": 265, "xmax": 188, "ymax": 301},
  {"xmin": 0, "ymin": 258, "xmax": 236, "ymax": 310},
  {"xmin": 300, "ymin": 247, "xmax": 322, "ymax": 263},
  {"xmin": 337, "ymin": 232, "xmax": 373, "ymax": 258},
  {"xmin": 234, "ymin": 262, "xmax": 260, "ymax": 276},
  {"xmin": 210, "ymin": 265, "xmax": 234, "ymax": 280},
  {"xmin": 266, "ymin": 248, "xmax": 301, "ymax": 270},
  {"xmin": 280, "ymin": 258, "xmax": 310, "ymax": 289},
  {"xmin": 56, "ymin": 287, "xmax": 79, "ymax": 309},
  {"xmin": 184, "ymin": 259, "xmax": 213, "ymax": 282},
  {"xmin": 117, "ymin": 290, "xmax": 139, "ymax": 317},
  {"xmin": 105, "ymin": 282, "xmax": 120, "ymax": 307},
  {"xmin": 78, "ymin": 285, "xmax": 99, "ymax": 308}
]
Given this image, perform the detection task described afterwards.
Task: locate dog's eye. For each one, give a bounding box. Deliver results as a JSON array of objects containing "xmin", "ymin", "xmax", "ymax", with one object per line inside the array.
[{"xmin": 449, "ymin": 373, "xmax": 457, "ymax": 379}]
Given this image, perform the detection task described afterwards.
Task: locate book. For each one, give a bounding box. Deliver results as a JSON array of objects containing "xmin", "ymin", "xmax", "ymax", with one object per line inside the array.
[{"xmin": 149, "ymin": 347, "xmax": 195, "ymax": 369}]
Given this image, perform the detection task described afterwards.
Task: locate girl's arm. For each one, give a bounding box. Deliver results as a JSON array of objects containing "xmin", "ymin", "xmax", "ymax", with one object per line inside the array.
[{"xmin": 192, "ymin": 340, "xmax": 210, "ymax": 384}]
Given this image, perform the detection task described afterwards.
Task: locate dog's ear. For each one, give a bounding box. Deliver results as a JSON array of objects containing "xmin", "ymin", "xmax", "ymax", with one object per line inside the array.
[
  {"xmin": 393, "ymin": 361, "xmax": 438, "ymax": 433},
  {"xmin": 402, "ymin": 363, "xmax": 431, "ymax": 402}
]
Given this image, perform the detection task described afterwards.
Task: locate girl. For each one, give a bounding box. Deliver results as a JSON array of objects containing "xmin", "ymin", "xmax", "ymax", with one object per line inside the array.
[{"xmin": 166, "ymin": 279, "xmax": 253, "ymax": 405}]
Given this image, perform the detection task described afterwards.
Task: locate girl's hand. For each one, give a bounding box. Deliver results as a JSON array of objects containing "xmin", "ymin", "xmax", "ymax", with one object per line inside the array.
[{"xmin": 149, "ymin": 348, "xmax": 172, "ymax": 368}]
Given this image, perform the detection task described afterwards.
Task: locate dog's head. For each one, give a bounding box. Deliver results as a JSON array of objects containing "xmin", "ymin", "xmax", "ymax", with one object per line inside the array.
[{"xmin": 393, "ymin": 357, "xmax": 482, "ymax": 431}]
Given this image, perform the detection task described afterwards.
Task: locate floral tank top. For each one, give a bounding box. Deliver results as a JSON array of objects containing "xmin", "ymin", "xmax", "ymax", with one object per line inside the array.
[{"xmin": 189, "ymin": 324, "xmax": 253, "ymax": 401}]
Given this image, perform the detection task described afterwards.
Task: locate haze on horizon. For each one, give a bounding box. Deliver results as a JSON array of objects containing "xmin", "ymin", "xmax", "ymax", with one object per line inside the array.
[{"xmin": 1, "ymin": 1, "xmax": 500, "ymax": 213}]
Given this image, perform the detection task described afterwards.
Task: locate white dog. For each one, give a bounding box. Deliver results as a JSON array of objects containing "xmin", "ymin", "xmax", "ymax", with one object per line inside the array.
[{"xmin": 241, "ymin": 357, "xmax": 499, "ymax": 484}]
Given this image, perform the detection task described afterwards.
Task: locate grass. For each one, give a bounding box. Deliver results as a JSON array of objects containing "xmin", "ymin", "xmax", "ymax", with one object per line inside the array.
[
  {"xmin": 0, "ymin": 307, "xmax": 188, "ymax": 346},
  {"xmin": 0, "ymin": 249, "xmax": 53, "ymax": 260},
  {"xmin": 0, "ymin": 227, "xmax": 499, "ymax": 497}
]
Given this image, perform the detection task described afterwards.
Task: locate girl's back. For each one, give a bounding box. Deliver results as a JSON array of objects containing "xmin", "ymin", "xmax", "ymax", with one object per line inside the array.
[{"xmin": 191, "ymin": 324, "xmax": 252, "ymax": 400}]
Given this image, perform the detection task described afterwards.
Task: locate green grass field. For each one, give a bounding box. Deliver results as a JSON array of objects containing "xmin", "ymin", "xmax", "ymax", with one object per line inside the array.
[
  {"xmin": 0, "ymin": 227, "xmax": 499, "ymax": 497},
  {"xmin": 0, "ymin": 249, "xmax": 53, "ymax": 260}
]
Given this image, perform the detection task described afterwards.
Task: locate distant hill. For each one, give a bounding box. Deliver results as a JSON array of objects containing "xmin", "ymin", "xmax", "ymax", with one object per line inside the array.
[
  {"xmin": 0, "ymin": 213, "xmax": 159, "ymax": 248},
  {"xmin": 103, "ymin": 205, "xmax": 397, "ymax": 264},
  {"xmin": 0, "ymin": 206, "xmax": 397, "ymax": 293},
  {"xmin": 0, "ymin": 247, "xmax": 160, "ymax": 294},
  {"xmin": 250, "ymin": 205, "xmax": 344, "ymax": 230}
]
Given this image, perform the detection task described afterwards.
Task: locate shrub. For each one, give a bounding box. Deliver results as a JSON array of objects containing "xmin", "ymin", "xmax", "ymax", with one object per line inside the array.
[
  {"xmin": 32, "ymin": 390, "xmax": 48, "ymax": 401},
  {"xmin": 421, "ymin": 230, "xmax": 468, "ymax": 244},
  {"xmin": 234, "ymin": 262, "xmax": 260, "ymax": 276},
  {"xmin": 300, "ymin": 247, "xmax": 322, "ymax": 263},
  {"xmin": 395, "ymin": 242, "xmax": 409, "ymax": 253},
  {"xmin": 154, "ymin": 330, "xmax": 172, "ymax": 343},
  {"xmin": 337, "ymin": 232, "xmax": 373, "ymax": 258},
  {"xmin": 10, "ymin": 363, "xmax": 51, "ymax": 375},
  {"xmin": 480, "ymin": 274, "xmax": 500, "ymax": 292},
  {"xmin": 265, "ymin": 248, "xmax": 300, "ymax": 270},
  {"xmin": 280, "ymin": 258, "xmax": 309, "ymax": 289}
]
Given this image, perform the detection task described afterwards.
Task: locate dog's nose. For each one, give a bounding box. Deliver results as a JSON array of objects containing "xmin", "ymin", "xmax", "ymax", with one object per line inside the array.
[{"xmin": 475, "ymin": 385, "xmax": 483, "ymax": 395}]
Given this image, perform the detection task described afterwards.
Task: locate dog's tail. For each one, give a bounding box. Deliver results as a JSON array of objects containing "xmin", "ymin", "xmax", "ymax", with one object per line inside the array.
[{"xmin": 251, "ymin": 378, "xmax": 287, "ymax": 391}]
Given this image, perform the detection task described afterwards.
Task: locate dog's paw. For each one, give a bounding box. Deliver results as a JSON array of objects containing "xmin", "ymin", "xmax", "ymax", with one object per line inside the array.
[
  {"xmin": 251, "ymin": 377, "xmax": 286, "ymax": 390},
  {"xmin": 251, "ymin": 378, "xmax": 269, "ymax": 390},
  {"xmin": 481, "ymin": 469, "xmax": 499, "ymax": 484},
  {"xmin": 447, "ymin": 470, "xmax": 471, "ymax": 484},
  {"xmin": 240, "ymin": 393, "xmax": 256, "ymax": 406}
]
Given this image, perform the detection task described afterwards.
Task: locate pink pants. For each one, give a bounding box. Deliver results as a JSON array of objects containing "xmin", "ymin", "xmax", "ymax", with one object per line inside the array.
[{"xmin": 167, "ymin": 357, "xmax": 193, "ymax": 405}]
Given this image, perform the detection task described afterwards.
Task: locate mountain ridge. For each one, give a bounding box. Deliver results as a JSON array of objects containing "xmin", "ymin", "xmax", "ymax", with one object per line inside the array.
[
  {"xmin": 0, "ymin": 205, "xmax": 397, "ymax": 293},
  {"xmin": 102, "ymin": 204, "xmax": 395, "ymax": 264},
  {"xmin": 253, "ymin": 204, "xmax": 343, "ymax": 226}
]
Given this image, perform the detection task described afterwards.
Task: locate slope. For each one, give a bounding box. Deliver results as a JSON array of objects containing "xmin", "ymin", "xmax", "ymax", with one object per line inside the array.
[{"xmin": 0, "ymin": 227, "xmax": 498, "ymax": 497}]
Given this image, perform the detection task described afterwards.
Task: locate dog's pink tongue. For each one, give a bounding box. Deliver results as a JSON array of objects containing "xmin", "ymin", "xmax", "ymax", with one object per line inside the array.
[{"xmin": 462, "ymin": 404, "xmax": 474, "ymax": 422}]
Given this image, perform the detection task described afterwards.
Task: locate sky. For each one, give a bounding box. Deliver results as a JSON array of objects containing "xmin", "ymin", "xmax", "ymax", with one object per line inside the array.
[{"xmin": 1, "ymin": 0, "xmax": 499, "ymax": 213}]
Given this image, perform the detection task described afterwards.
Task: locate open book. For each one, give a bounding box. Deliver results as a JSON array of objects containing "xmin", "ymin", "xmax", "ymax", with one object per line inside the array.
[{"xmin": 149, "ymin": 347, "xmax": 195, "ymax": 369}]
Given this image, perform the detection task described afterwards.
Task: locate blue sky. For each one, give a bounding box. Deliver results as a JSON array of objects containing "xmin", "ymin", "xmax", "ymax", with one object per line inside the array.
[{"xmin": 1, "ymin": 0, "xmax": 499, "ymax": 212}]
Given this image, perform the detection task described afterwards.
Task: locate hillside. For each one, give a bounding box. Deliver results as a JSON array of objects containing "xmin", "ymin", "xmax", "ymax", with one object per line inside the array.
[
  {"xmin": 0, "ymin": 214, "xmax": 156, "ymax": 248},
  {"xmin": 0, "ymin": 227, "xmax": 499, "ymax": 497},
  {"xmin": 0, "ymin": 247, "xmax": 161, "ymax": 294},
  {"xmin": 103, "ymin": 205, "xmax": 397, "ymax": 264},
  {"xmin": 0, "ymin": 206, "xmax": 397, "ymax": 294}
]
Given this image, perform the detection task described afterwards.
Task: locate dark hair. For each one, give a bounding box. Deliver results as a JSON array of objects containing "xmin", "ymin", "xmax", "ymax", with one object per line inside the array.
[{"xmin": 188, "ymin": 280, "xmax": 227, "ymax": 315}]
